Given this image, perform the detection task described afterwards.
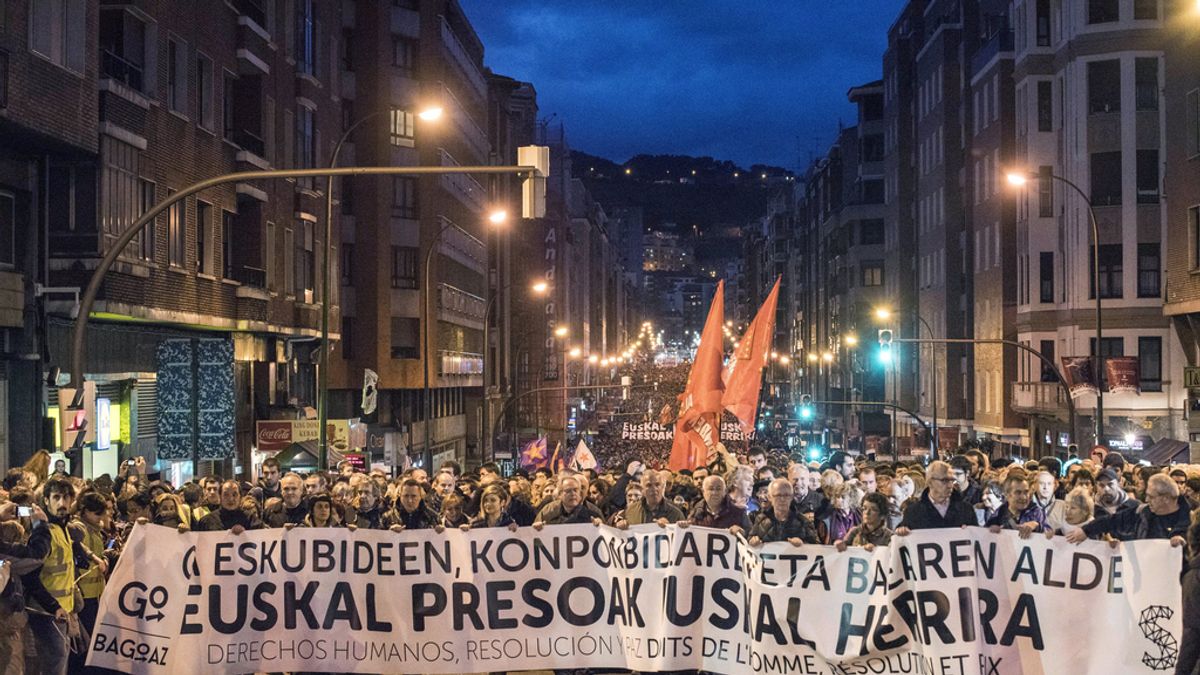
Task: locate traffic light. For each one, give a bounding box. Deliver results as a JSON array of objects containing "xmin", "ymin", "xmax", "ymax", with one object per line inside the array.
[
  {"xmin": 798, "ymin": 394, "xmax": 814, "ymax": 421},
  {"xmin": 877, "ymin": 329, "xmax": 894, "ymax": 365},
  {"xmin": 807, "ymin": 444, "xmax": 824, "ymax": 461}
]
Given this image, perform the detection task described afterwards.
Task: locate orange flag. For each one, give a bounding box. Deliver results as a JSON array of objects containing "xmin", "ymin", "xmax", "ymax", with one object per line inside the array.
[
  {"xmin": 668, "ymin": 280, "xmax": 726, "ymax": 471},
  {"xmin": 722, "ymin": 276, "xmax": 780, "ymax": 433}
]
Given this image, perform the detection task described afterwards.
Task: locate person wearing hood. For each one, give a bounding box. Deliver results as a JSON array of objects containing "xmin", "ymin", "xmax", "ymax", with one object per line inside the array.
[
  {"xmin": 384, "ymin": 479, "xmax": 439, "ymax": 531},
  {"xmin": 302, "ymin": 494, "xmax": 342, "ymax": 528}
]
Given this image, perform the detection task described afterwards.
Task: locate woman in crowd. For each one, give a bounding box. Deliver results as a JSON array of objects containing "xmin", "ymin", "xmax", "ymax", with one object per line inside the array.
[
  {"xmin": 470, "ymin": 483, "xmax": 519, "ymax": 531},
  {"xmin": 975, "ymin": 480, "xmax": 1005, "ymax": 527},
  {"xmin": 838, "ymin": 492, "xmax": 893, "ymax": 550},
  {"xmin": 819, "ymin": 482, "xmax": 862, "ymax": 544},
  {"xmin": 304, "ymin": 493, "xmax": 342, "ymax": 528}
]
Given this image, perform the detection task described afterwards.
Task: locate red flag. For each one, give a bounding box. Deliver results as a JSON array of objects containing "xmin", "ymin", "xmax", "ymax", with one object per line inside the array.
[
  {"xmin": 722, "ymin": 276, "xmax": 780, "ymax": 433},
  {"xmin": 669, "ymin": 280, "xmax": 726, "ymax": 471}
]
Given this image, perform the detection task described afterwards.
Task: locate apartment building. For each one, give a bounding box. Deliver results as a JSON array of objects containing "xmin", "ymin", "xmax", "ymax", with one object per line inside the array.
[
  {"xmin": 1, "ymin": 0, "xmax": 346, "ymax": 478},
  {"xmin": 1010, "ymin": 0, "xmax": 1182, "ymax": 455},
  {"xmin": 1160, "ymin": 0, "xmax": 1200, "ymax": 461},
  {"xmin": 327, "ymin": 0, "xmax": 492, "ymax": 468}
]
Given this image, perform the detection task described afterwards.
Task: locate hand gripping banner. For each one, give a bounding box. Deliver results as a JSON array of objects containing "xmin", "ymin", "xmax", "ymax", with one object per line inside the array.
[{"xmin": 88, "ymin": 524, "xmax": 1182, "ymax": 674}]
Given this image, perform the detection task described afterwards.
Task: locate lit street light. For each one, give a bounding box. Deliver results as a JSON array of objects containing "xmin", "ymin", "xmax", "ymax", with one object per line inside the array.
[{"xmin": 1007, "ymin": 168, "xmax": 1103, "ymax": 447}]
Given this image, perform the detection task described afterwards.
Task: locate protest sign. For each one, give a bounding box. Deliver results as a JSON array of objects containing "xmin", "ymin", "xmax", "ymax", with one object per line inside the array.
[{"xmin": 88, "ymin": 524, "xmax": 1181, "ymax": 674}]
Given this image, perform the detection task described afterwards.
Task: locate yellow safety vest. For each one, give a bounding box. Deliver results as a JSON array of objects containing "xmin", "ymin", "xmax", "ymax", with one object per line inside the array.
[
  {"xmin": 72, "ymin": 521, "xmax": 106, "ymax": 600},
  {"xmin": 40, "ymin": 522, "xmax": 76, "ymax": 613}
]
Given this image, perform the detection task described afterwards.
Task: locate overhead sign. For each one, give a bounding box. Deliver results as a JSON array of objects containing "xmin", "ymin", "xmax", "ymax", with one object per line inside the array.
[
  {"xmin": 254, "ymin": 420, "xmax": 351, "ymax": 453},
  {"xmin": 89, "ymin": 525, "xmax": 1181, "ymax": 674},
  {"xmin": 1185, "ymin": 366, "xmax": 1200, "ymax": 390}
]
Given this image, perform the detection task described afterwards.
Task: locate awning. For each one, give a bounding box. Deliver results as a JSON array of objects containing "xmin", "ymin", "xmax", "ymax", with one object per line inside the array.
[{"xmin": 1141, "ymin": 438, "xmax": 1190, "ymax": 465}]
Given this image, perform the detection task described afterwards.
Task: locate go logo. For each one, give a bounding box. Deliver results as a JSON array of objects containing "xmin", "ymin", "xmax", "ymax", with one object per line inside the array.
[{"xmin": 118, "ymin": 582, "xmax": 168, "ymax": 623}]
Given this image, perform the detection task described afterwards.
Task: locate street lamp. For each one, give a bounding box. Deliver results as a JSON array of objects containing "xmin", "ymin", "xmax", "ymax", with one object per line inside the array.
[
  {"xmin": 554, "ymin": 326, "xmax": 568, "ymax": 338},
  {"xmin": 1007, "ymin": 169, "xmax": 1103, "ymax": 447},
  {"xmin": 422, "ymin": 206, "xmax": 508, "ymax": 470},
  {"xmin": 318, "ymin": 105, "xmax": 443, "ymax": 470}
]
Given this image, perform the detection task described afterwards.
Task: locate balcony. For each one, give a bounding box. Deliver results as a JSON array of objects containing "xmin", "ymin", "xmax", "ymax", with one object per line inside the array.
[
  {"xmin": 439, "ymin": 82, "xmax": 489, "ymax": 163},
  {"xmin": 439, "ymin": 16, "xmax": 487, "ymax": 102},
  {"xmin": 971, "ymin": 30, "xmax": 1013, "ymax": 78},
  {"xmin": 1012, "ymin": 381, "xmax": 1068, "ymax": 415},
  {"xmin": 437, "ymin": 216, "xmax": 486, "ymax": 272},
  {"xmin": 438, "ymin": 149, "xmax": 486, "ymax": 212},
  {"xmin": 439, "ymin": 350, "xmax": 483, "ymax": 376},
  {"xmin": 437, "ymin": 283, "xmax": 485, "ymax": 327},
  {"xmin": 230, "ymin": 0, "xmax": 267, "ymax": 29},
  {"xmin": 100, "ymin": 49, "xmax": 143, "ymax": 91},
  {"xmin": 231, "ymin": 265, "xmax": 266, "ymax": 288}
]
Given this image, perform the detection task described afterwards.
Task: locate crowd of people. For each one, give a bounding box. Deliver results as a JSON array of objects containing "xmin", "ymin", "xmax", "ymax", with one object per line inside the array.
[{"xmin": 1, "ymin": 441, "xmax": 1199, "ymax": 674}]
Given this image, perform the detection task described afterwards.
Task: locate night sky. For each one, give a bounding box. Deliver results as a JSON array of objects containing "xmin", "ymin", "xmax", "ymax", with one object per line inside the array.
[{"xmin": 460, "ymin": 1, "xmax": 901, "ymax": 169}]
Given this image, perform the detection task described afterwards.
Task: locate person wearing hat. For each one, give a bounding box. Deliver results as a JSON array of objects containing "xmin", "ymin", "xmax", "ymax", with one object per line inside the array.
[
  {"xmin": 1093, "ymin": 467, "xmax": 1140, "ymax": 520},
  {"xmin": 302, "ymin": 493, "xmax": 342, "ymax": 528}
]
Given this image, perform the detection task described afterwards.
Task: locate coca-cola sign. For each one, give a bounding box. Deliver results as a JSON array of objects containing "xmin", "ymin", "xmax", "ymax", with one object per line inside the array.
[{"xmin": 255, "ymin": 420, "xmax": 354, "ymax": 453}]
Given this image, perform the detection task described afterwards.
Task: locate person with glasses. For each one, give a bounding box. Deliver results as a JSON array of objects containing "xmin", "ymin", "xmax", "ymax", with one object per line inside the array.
[
  {"xmin": 532, "ymin": 475, "xmax": 604, "ymax": 528},
  {"xmin": 894, "ymin": 460, "xmax": 976, "ymax": 535},
  {"xmin": 985, "ymin": 475, "xmax": 1044, "ymax": 539},
  {"xmin": 1068, "ymin": 474, "xmax": 1190, "ymax": 547}
]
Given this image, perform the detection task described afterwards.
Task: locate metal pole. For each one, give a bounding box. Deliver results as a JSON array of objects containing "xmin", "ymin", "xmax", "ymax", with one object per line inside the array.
[
  {"xmin": 895, "ymin": 337, "xmax": 1079, "ymax": 454},
  {"xmin": 422, "ymin": 219, "xmax": 467, "ymax": 471},
  {"xmin": 1040, "ymin": 173, "xmax": 1102, "ymax": 447},
  {"xmin": 915, "ymin": 314, "xmax": 937, "ymax": 457},
  {"xmin": 70, "ymin": 164, "xmax": 536, "ymax": 393},
  {"xmin": 319, "ymin": 109, "xmax": 393, "ymax": 471}
]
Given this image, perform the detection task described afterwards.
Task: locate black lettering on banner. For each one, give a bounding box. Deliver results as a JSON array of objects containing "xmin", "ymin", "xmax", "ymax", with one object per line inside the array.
[
  {"xmin": 486, "ymin": 580, "xmax": 518, "ymax": 629},
  {"xmin": 557, "ymin": 577, "xmax": 604, "ymax": 626},
  {"xmin": 285, "ymin": 581, "xmax": 320, "ymax": 630},
  {"xmin": 250, "ymin": 583, "xmax": 277, "ymax": 631},
  {"xmin": 664, "ymin": 576, "xmax": 703, "ymax": 626},
  {"xmin": 521, "ymin": 578, "xmax": 553, "ymax": 628},
  {"xmin": 412, "ymin": 583, "xmax": 446, "ymax": 631},
  {"xmin": 708, "ymin": 578, "xmax": 740, "ymax": 630}
]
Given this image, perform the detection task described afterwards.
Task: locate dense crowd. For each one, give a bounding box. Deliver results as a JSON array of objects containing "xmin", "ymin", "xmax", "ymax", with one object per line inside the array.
[{"xmin": 2, "ymin": 442, "xmax": 1200, "ymax": 674}]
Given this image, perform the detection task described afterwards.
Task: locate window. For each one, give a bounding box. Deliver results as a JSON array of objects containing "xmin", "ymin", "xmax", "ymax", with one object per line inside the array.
[
  {"xmin": 1090, "ymin": 151, "xmax": 1122, "ymax": 206},
  {"xmin": 101, "ymin": 137, "xmax": 142, "ymax": 258},
  {"xmin": 392, "ymin": 37, "xmax": 417, "ymax": 77},
  {"xmin": 167, "ymin": 190, "xmax": 184, "ymax": 267},
  {"xmin": 0, "ymin": 191, "xmax": 14, "ymax": 266},
  {"xmin": 222, "ymin": 210, "xmax": 234, "ymax": 279},
  {"xmin": 1192, "ymin": 206, "xmax": 1200, "ymax": 269},
  {"xmin": 1137, "ymin": 149, "xmax": 1159, "ymax": 204},
  {"xmin": 222, "ymin": 74, "xmax": 236, "ymax": 142},
  {"xmin": 1087, "ymin": 60, "xmax": 1120, "ymax": 114},
  {"xmin": 1038, "ymin": 340, "xmax": 1057, "ymax": 382},
  {"xmin": 1038, "ymin": 165, "xmax": 1053, "ymax": 217},
  {"xmin": 341, "ymin": 317, "xmax": 354, "ymax": 359},
  {"xmin": 1138, "ymin": 337, "xmax": 1162, "ymax": 392},
  {"xmin": 138, "ymin": 179, "xmax": 155, "ymax": 260},
  {"xmin": 1137, "ymin": 243, "xmax": 1160, "ymax": 298},
  {"xmin": 196, "ymin": 200, "xmax": 210, "ymax": 274},
  {"xmin": 295, "ymin": 220, "xmax": 314, "ymax": 301},
  {"xmin": 861, "ymin": 261, "xmax": 884, "ymax": 287},
  {"xmin": 340, "ymin": 28, "xmax": 354, "ymax": 71},
  {"xmin": 390, "ymin": 246, "xmax": 418, "ymax": 289},
  {"xmin": 294, "ymin": 104, "xmax": 315, "ymax": 188},
  {"xmin": 294, "ymin": 0, "xmax": 314, "ymax": 76},
  {"xmin": 860, "ymin": 134, "xmax": 884, "ymax": 162},
  {"xmin": 1036, "ymin": 0, "xmax": 1051, "ymax": 46},
  {"xmin": 1039, "ymin": 251, "xmax": 1054, "ymax": 303},
  {"xmin": 1037, "ymin": 81, "xmax": 1052, "ymax": 132},
  {"xmin": 30, "ymin": 0, "xmax": 85, "ymax": 72},
  {"xmin": 167, "ymin": 37, "xmax": 187, "ymax": 114},
  {"xmin": 1091, "ymin": 243, "xmax": 1122, "ymax": 299},
  {"xmin": 1087, "ymin": 0, "xmax": 1119, "ymax": 24},
  {"xmin": 341, "ymin": 243, "xmax": 354, "ymax": 285},
  {"xmin": 1187, "ymin": 89, "xmax": 1200, "ymax": 158},
  {"xmin": 0, "ymin": 51, "xmax": 7, "ymax": 110},
  {"xmin": 196, "ymin": 54, "xmax": 214, "ymax": 130},
  {"xmin": 860, "ymin": 219, "xmax": 884, "ymax": 245},
  {"xmin": 99, "ymin": 8, "xmax": 147, "ymax": 92},
  {"xmin": 392, "ymin": 177, "xmax": 418, "ymax": 218},
  {"xmin": 1090, "ymin": 337, "xmax": 1124, "ymax": 391},
  {"xmin": 861, "ymin": 179, "xmax": 884, "ymax": 204},
  {"xmin": 1133, "ymin": 0, "xmax": 1157, "ymax": 20},
  {"xmin": 266, "ymin": 221, "xmax": 276, "ymax": 291},
  {"xmin": 341, "ymin": 99, "xmax": 354, "ymax": 133},
  {"xmin": 390, "ymin": 109, "xmax": 415, "ymax": 147},
  {"xmin": 390, "ymin": 317, "xmax": 419, "ymax": 359},
  {"xmin": 1135, "ymin": 58, "xmax": 1158, "ymax": 111}
]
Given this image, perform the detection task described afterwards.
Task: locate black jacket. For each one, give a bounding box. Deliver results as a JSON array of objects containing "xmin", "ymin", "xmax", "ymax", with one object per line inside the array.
[
  {"xmin": 262, "ymin": 501, "xmax": 308, "ymax": 528},
  {"xmin": 899, "ymin": 488, "xmax": 977, "ymax": 530},
  {"xmin": 749, "ymin": 505, "xmax": 819, "ymax": 544},
  {"xmin": 383, "ymin": 502, "xmax": 440, "ymax": 530},
  {"xmin": 197, "ymin": 508, "xmax": 261, "ymax": 532},
  {"xmin": 1083, "ymin": 498, "xmax": 1191, "ymax": 542},
  {"xmin": 535, "ymin": 499, "xmax": 603, "ymax": 525},
  {"xmin": 1178, "ymin": 555, "xmax": 1200, "ymax": 675}
]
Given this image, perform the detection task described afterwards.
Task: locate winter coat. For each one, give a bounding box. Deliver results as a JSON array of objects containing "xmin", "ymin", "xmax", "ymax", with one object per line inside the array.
[{"xmin": 899, "ymin": 488, "xmax": 977, "ymax": 530}]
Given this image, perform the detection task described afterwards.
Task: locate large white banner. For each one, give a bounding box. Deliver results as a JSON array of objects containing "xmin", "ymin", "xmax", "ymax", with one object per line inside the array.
[{"xmin": 88, "ymin": 523, "xmax": 1182, "ymax": 674}]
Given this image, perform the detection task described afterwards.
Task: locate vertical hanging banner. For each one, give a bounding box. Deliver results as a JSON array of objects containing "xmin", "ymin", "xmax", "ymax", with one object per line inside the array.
[
  {"xmin": 1061, "ymin": 356, "xmax": 1099, "ymax": 399},
  {"xmin": 1106, "ymin": 356, "xmax": 1141, "ymax": 395},
  {"xmin": 157, "ymin": 339, "xmax": 235, "ymax": 460},
  {"xmin": 87, "ymin": 525, "xmax": 1181, "ymax": 674},
  {"xmin": 155, "ymin": 340, "xmax": 194, "ymax": 460}
]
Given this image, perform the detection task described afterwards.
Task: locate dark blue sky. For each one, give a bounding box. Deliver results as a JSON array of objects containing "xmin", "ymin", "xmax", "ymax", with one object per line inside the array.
[{"xmin": 459, "ymin": 1, "xmax": 900, "ymax": 169}]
